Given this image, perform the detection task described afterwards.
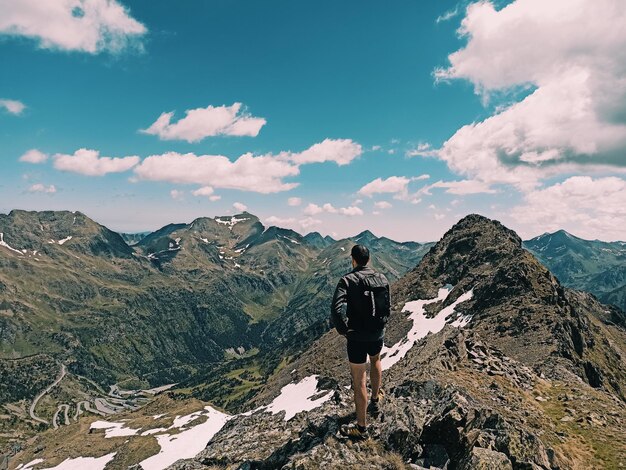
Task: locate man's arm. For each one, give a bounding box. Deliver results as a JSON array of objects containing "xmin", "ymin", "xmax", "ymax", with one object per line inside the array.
[{"xmin": 330, "ymin": 277, "xmax": 349, "ymax": 335}]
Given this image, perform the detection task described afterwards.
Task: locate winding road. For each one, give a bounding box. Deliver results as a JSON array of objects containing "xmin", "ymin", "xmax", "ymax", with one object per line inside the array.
[
  {"xmin": 52, "ymin": 404, "xmax": 70, "ymax": 429},
  {"xmin": 29, "ymin": 364, "xmax": 66, "ymax": 425}
]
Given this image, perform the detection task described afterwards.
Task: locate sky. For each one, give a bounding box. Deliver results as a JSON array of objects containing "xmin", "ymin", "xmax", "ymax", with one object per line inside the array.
[{"xmin": 1, "ymin": 0, "xmax": 625, "ymax": 242}]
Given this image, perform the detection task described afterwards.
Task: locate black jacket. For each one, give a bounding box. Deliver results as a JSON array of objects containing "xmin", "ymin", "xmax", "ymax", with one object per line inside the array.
[{"xmin": 330, "ymin": 265, "xmax": 389, "ymax": 341}]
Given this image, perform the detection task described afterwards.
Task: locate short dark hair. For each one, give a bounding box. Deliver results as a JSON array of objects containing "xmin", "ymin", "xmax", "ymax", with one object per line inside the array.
[{"xmin": 351, "ymin": 244, "xmax": 370, "ymax": 266}]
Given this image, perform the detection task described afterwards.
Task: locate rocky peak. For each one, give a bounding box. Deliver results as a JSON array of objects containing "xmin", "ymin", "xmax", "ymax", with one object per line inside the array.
[
  {"xmin": 302, "ymin": 231, "xmax": 332, "ymax": 249},
  {"xmin": 351, "ymin": 229, "xmax": 377, "ymax": 245}
]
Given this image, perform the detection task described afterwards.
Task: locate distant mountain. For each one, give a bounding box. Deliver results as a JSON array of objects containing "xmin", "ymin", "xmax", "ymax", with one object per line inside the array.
[
  {"xmin": 524, "ymin": 229, "xmax": 626, "ymax": 311},
  {"xmin": 119, "ymin": 231, "xmax": 150, "ymax": 246},
  {"xmin": 14, "ymin": 214, "xmax": 624, "ymax": 469}
]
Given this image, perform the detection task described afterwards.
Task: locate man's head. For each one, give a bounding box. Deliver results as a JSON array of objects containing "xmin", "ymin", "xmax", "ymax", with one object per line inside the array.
[{"xmin": 351, "ymin": 244, "xmax": 370, "ymax": 267}]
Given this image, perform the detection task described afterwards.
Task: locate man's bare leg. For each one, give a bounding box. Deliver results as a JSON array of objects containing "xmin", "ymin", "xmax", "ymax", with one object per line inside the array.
[
  {"xmin": 369, "ymin": 353, "xmax": 382, "ymax": 399},
  {"xmin": 349, "ymin": 362, "xmax": 368, "ymax": 427}
]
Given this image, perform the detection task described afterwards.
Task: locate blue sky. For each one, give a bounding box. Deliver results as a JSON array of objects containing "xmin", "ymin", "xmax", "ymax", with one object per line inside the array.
[{"xmin": 1, "ymin": 0, "xmax": 625, "ymax": 241}]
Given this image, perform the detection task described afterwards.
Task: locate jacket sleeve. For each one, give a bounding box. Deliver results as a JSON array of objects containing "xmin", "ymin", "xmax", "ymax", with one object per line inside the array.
[{"xmin": 330, "ymin": 276, "xmax": 349, "ymax": 335}]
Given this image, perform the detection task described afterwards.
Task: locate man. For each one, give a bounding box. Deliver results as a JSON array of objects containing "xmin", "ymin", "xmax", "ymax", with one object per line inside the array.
[{"xmin": 331, "ymin": 244, "xmax": 390, "ymax": 440}]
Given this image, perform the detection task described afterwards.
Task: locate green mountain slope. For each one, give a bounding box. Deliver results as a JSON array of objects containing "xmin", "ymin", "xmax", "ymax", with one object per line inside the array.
[{"xmin": 524, "ymin": 230, "xmax": 626, "ymax": 311}]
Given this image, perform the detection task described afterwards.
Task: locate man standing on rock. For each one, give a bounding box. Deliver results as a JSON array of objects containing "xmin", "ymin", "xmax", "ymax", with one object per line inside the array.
[{"xmin": 331, "ymin": 244, "xmax": 391, "ymax": 439}]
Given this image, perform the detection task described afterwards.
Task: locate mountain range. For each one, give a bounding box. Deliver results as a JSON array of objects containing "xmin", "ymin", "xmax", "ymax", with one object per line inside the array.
[
  {"xmin": 0, "ymin": 209, "xmax": 432, "ymax": 452},
  {"xmin": 5, "ymin": 213, "xmax": 624, "ymax": 470},
  {"xmin": 524, "ymin": 230, "xmax": 626, "ymax": 313}
]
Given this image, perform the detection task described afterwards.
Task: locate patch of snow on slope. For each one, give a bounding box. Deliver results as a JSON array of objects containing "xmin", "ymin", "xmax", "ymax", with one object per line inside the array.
[
  {"xmin": 215, "ymin": 216, "xmax": 249, "ymax": 230},
  {"xmin": 139, "ymin": 407, "xmax": 230, "ymax": 470},
  {"xmin": 265, "ymin": 375, "xmax": 333, "ymax": 421},
  {"xmin": 57, "ymin": 236, "xmax": 72, "ymax": 245},
  {"xmin": 0, "ymin": 233, "xmax": 23, "ymax": 255},
  {"xmin": 381, "ymin": 287, "xmax": 474, "ymax": 370},
  {"xmin": 90, "ymin": 420, "xmax": 139, "ymax": 438},
  {"xmin": 16, "ymin": 458, "xmax": 44, "ymax": 470},
  {"xmin": 141, "ymin": 427, "xmax": 167, "ymax": 436},
  {"xmin": 39, "ymin": 452, "xmax": 116, "ymax": 470}
]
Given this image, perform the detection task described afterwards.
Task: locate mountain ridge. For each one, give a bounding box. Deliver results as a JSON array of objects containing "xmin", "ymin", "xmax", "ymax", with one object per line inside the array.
[{"xmin": 8, "ymin": 213, "xmax": 624, "ymax": 469}]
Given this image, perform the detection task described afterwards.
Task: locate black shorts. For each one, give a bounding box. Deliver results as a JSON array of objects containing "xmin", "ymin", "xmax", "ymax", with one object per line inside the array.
[{"xmin": 347, "ymin": 338, "xmax": 383, "ymax": 364}]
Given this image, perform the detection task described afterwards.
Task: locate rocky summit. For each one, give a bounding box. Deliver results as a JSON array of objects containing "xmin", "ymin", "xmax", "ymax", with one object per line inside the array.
[{"xmin": 7, "ymin": 213, "xmax": 625, "ymax": 470}]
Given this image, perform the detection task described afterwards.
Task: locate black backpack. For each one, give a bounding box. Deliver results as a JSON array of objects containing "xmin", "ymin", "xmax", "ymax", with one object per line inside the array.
[{"xmin": 350, "ymin": 272, "xmax": 390, "ymax": 332}]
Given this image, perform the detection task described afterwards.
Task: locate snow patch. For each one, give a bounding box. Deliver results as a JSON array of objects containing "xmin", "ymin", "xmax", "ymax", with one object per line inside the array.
[
  {"xmin": 215, "ymin": 216, "xmax": 249, "ymax": 230},
  {"xmin": 16, "ymin": 458, "xmax": 44, "ymax": 470},
  {"xmin": 141, "ymin": 427, "xmax": 167, "ymax": 436},
  {"xmin": 38, "ymin": 452, "xmax": 116, "ymax": 470},
  {"xmin": 381, "ymin": 287, "xmax": 474, "ymax": 370},
  {"xmin": 57, "ymin": 236, "xmax": 72, "ymax": 245},
  {"xmin": 265, "ymin": 375, "xmax": 333, "ymax": 421},
  {"xmin": 280, "ymin": 235, "xmax": 300, "ymax": 245},
  {"xmin": 139, "ymin": 407, "xmax": 230, "ymax": 470},
  {"xmin": 201, "ymin": 237, "xmax": 209, "ymax": 244},
  {"xmin": 0, "ymin": 233, "xmax": 23, "ymax": 255},
  {"xmin": 340, "ymin": 247, "xmax": 345, "ymax": 251},
  {"xmin": 90, "ymin": 420, "xmax": 139, "ymax": 438}
]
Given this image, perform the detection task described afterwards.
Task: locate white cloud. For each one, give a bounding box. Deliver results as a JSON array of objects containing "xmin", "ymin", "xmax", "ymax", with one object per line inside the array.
[
  {"xmin": 134, "ymin": 151, "xmax": 299, "ymax": 194},
  {"xmin": 406, "ymin": 142, "xmax": 438, "ymax": 157},
  {"xmin": 170, "ymin": 189, "xmax": 184, "ymax": 200},
  {"xmin": 283, "ymin": 138, "xmax": 362, "ymax": 166},
  {"xmin": 233, "ymin": 202, "xmax": 247, "ymax": 212},
  {"xmin": 53, "ymin": 148, "xmax": 140, "ymax": 176},
  {"xmin": 141, "ymin": 103, "xmax": 266, "ymax": 143},
  {"xmin": 133, "ymin": 139, "xmax": 362, "ymax": 194},
  {"xmin": 358, "ymin": 175, "xmax": 429, "ymax": 202},
  {"xmin": 426, "ymin": 179, "xmax": 497, "ymax": 195},
  {"xmin": 358, "ymin": 176, "xmax": 412, "ymax": 198},
  {"xmin": 433, "ymin": 0, "xmax": 626, "ymax": 189},
  {"xmin": 303, "ymin": 203, "xmax": 363, "ymax": 217},
  {"xmin": 303, "ymin": 203, "xmax": 327, "ymax": 216},
  {"xmin": 264, "ymin": 215, "xmax": 322, "ymax": 231},
  {"xmin": 287, "ymin": 197, "xmax": 302, "ymax": 206},
  {"xmin": 434, "ymin": 213, "xmax": 447, "ymax": 221},
  {"xmin": 192, "ymin": 186, "xmax": 214, "ymax": 197},
  {"xmin": 509, "ymin": 176, "xmax": 626, "ymax": 240},
  {"xmin": 19, "ymin": 149, "xmax": 48, "ymax": 164},
  {"xmin": 266, "ymin": 216, "xmax": 296, "ymax": 225},
  {"xmin": 299, "ymin": 217, "xmax": 322, "ymax": 229},
  {"xmin": 338, "ymin": 206, "xmax": 364, "ymax": 216},
  {"xmin": 27, "ymin": 183, "xmax": 56, "ymax": 194},
  {"xmin": 0, "ymin": 99, "xmax": 26, "ymax": 115},
  {"xmin": 0, "ymin": 0, "xmax": 146, "ymax": 54},
  {"xmin": 374, "ymin": 201, "xmax": 392, "ymax": 210},
  {"xmin": 436, "ymin": 6, "xmax": 460, "ymax": 23}
]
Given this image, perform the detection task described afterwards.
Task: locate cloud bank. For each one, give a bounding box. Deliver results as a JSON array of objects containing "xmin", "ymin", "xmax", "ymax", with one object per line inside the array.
[
  {"xmin": 434, "ymin": 0, "xmax": 626, "ymax": 189},
  {"xmin": 0, "ymin": 0, "xmax": 146, "ymax": 53}
]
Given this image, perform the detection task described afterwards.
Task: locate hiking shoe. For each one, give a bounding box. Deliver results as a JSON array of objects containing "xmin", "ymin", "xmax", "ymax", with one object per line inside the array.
[
  {"xmin": 339, "ymin": 423, "xmax": 368, "ymax": 440},
  {"xmin": 367, "ymin": 389, "xmax": 385, "ymax": 415}
]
